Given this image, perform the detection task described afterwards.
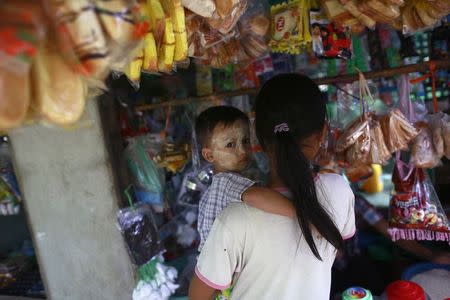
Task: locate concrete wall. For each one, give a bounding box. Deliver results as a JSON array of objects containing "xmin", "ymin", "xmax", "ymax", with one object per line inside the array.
[{"xmin": 9, "ymin": 101, "xmax": 135, "ymax": 300}]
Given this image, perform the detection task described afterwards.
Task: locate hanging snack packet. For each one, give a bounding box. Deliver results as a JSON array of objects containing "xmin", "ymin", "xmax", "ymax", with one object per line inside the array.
[
  {"xmin": 443, "ymin": 114, "xmax": 450, "ymax": 159},
  {"xmin": 117, "ymin": 202, "xmax": 161, "ymax": 266},
  {"xmin": 31, "ymin": 42, "xmax": 87, "ymax": 126},
  {"xmin": 411, "ymin": 122, "xmax": 441, "ymax": 169},
  {"xmin": 336, "ymin": 113, "xmax": 371, "ymax": 166},
  {"xmin": 44, "ymin": 0, "xmax": 111, "ymax": 78},
  {"xmin": 388, "ymin": 159, "xmax": 450, "ymax": 243},
  {"xmin": 428, "ymin": 113, "xmax": 445, "ymax": 159},
  {"xmin": 181, "ymin": 0, "xmax": 216, "ymax": 18},
  {"xmin": 207, "ymin": 0, "xmax": 248, "ymax": 35},
  {"xmin": 269, "ymin": 1, "xmax": 302, "ymax": 54},
  {"xmin": 379, "ymin": 108, "xmax": 419, "ymax": 153},
  {"xmin": 94, "ymin": 0, "xmax": 147, "ymax": 71}
]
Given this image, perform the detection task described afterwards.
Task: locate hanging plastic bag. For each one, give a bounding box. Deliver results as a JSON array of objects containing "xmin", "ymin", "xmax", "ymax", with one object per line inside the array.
[
  {"xmin": 336, "ymin": 72, "xmax": 391, "ymax": 166},
  {"xmin": 379, "ymin": 108, "xmax": 419, "ymax": 153},
  {"xmin": 44, "ymin": 0, "xmax": 111, "ymax": 79},
  {"xmin": 428, "ymin": 112, "xmax": 445, "ymax": 159},
  {"xmin": 207, "ymin": 0, "xmax": 248, "ymax": 35},
  {"xmin": 443, "ymin": 114, "xmax": 450, "ymax": 159},
  {"xmin": 388, "ymin": 158, "xmax": 450, "ymax": 243},
  {"xmin": 117, "ymin": 202, "xmax": 161, "ymax": 266},
  {"xmin": 411, "ymin": 122, "xmax": 441, "ymax": 169},
  {"xmin": 125, "ymin": 136, "xmax": 164, "ymax": 202}
]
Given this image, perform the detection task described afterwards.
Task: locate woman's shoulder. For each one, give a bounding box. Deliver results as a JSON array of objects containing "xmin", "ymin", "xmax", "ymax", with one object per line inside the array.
[
  {"xmin": 317, "ymin": 173, "xmax": 352, "ymax": 194},
  {"xmin": 316, "ymin": 173, "xmax": 354, "ymax": 207}
]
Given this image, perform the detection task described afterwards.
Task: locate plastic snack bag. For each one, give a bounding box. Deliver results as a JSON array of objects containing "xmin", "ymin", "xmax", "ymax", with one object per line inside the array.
[
  {"xmin": 388, "ymin": 159, "xmax": 450, "ymax": 243},
  {"xmin": 44, "ymin": 0, "xmax": 111, "ymax": 79},
  {"xmin": 379, "ymin": 108, "xmax": 419, "ymax": 153},
  {"xmin": 270, "ymin": 0, "xmax": 311, "ymax": 54},
  {"xmin": 117, "ymin": 202, "xmax": 161, "ymax": 266},
  {"xmin": 181, "ymin": 0, "xmax": 216, "ymax": 18},
  {"xmin": 207, "ymin": 0, "xmax": 248, "ymax": 35},
  {"xmin": 428, "ymin": 113, "xmax": 445, "ymax": 158},
  {"xmin": 443, "ymin": 114, "xmax": 450, "ymax": 159},
  {"xmin": 411, "ymin": 122, "xmax": 441, "ymax": 169},
  {"xmin": 31, "ymin": 42, "xmax": 87, "ymax": 126}
]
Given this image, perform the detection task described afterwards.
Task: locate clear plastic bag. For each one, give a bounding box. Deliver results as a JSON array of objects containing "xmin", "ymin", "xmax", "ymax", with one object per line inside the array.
[
  {"xmin": 443, "ymin": 114, "xmax": 450, "ymax": 159},
  {"xmin": 207, "ymin": 0, "xmax": 248, "ymax": 35},
  {"xmin": 388, "ymin": 159, "xmax": 450, "ymax": 243},
  {"xmin": 411, "ymin": 122, "xmax": 441, "ymax": 169},
  {"xmin": 428, "ymin": 113, "xmax": 445, "ymax": 159},
  {"xmin": 379, "ymin": 108, "xmax": 419, "ymax": 153},
  {"xmin": 117, "ymin": 202, "xmax": 161, "ymax": 266},
  {"xmin": 44, "ymin": 0, "xmax": 111, "ymax": 79},
  {"xmin": 31, "ymin": 42, "xmax": 87, "ymax": 126},
  {"xmin": 125, "ymin": 136, "xmax": 164, "ymax": 195}
]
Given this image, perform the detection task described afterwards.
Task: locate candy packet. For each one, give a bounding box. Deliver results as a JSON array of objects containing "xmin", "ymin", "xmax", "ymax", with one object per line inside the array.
[
  {"xmin": 269, "ymin": 0, "xmax": 308, "ymax": 54},
  {"xmin": 388, "ymin": 158, "xmax": 450, "ymax": 244}
]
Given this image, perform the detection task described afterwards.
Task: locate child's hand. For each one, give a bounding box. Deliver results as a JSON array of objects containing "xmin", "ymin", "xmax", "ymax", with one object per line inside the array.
[{"xmin": 242, "ymin": 186, "xmax": 295, "ymax": 218}]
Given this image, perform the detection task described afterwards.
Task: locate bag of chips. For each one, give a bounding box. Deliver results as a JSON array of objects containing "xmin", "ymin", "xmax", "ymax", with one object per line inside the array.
[{"xmin": 388, "ymin": 158, "xmax": 450, "ymax": 243}]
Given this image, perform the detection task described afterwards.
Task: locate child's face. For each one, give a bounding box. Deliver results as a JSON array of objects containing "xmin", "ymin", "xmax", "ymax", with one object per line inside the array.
[{"xmin": 202, "ymin": 120, "xmax": 251, "ymax": 173}]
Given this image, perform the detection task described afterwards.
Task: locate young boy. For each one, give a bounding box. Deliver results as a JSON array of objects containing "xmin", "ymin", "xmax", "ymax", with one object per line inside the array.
[{"xmin": 195, "ymin": 106, "xmax": 293, "ymax": 251}]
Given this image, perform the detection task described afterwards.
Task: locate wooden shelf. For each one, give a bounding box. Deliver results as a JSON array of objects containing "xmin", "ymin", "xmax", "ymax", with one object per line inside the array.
[{"xmin": 136, "ymin": 59, "xmax": 450, "ymax": 112}]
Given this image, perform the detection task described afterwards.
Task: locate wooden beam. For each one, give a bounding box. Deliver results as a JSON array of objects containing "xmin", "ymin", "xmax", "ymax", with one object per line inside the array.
[{"xmin": 136, "ymin": 60, "xmax": 450, "ymax": 112}]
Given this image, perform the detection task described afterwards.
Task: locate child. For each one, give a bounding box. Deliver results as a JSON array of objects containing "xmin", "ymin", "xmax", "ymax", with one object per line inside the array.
[{"xmin": 195, "ymin": 106, "xmax": 293, "ymax": 251}]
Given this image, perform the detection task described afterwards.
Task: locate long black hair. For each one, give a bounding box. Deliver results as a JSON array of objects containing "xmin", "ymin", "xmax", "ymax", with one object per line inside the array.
[{"xmin": 255, "ymin": 73, "xmax": 343, "ymax": 260}]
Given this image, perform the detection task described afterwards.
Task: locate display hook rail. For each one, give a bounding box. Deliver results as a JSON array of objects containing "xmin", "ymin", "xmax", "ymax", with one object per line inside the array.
[{"xmin": 136, "ymin": 60, "xmax": 450, "ymax": 112}]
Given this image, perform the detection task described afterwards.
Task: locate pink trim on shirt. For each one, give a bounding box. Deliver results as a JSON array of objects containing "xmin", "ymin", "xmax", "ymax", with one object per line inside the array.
[
  {"xmin": 342, "ymin": 228, "xmax": 356, "ymax": 240},
  {"xmin": 195, "ymin": 266, "xmax": 231, "ymax": 290}
]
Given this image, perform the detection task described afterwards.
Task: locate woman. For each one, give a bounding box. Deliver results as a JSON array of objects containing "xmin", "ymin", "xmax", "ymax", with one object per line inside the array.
[{"xmin": 189, "ymin": 74, "xmax": 355, "ymax": 299}]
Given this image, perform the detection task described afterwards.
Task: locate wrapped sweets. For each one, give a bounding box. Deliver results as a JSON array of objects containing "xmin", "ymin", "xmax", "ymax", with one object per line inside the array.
[
  {"xmin": 379, "ymin": 109, "xmax": 419, "ymax": 153},
  {"xmin": 389, "ymin": 165, "xmax": 450, "ymax": 243}
]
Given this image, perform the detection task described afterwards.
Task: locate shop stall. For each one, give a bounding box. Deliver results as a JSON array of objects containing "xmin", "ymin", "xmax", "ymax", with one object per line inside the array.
[{"xmin": 0, "ymin": 0, "xmax": 449, "ymax": 299}]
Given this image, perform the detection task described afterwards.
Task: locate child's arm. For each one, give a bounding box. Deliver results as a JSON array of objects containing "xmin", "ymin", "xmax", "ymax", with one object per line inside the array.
[{"xmin": 242, "ymin": 186, "xmax": 295, "ymax": 218}]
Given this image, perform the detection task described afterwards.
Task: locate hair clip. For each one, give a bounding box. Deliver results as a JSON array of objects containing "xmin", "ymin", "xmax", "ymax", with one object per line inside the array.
[{"xmin": 273, "ymin": 123, "xmax": 290, "ymax": 134}]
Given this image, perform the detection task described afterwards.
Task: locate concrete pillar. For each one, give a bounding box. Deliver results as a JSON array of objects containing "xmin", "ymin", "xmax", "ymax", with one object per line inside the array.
[{"xmin": 9, "ymin": 100, "xmax": 135, "ymax": 300}]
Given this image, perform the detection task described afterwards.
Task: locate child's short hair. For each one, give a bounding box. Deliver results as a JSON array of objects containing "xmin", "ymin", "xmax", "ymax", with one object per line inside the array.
[{"xmin": 195, "ymin": 106, "xmax": 249, "ymax": 149}]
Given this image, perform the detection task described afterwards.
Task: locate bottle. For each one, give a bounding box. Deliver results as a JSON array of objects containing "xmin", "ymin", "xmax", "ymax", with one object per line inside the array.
[{"xmin": 342, "ymin": 287, "xmax": 373, "ymax": 300}]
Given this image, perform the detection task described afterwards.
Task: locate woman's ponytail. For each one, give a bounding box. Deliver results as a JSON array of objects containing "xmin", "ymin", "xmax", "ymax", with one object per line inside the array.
[{"xmin": 274, "ymin": 133, "xmax": 343, "ymax": 260}]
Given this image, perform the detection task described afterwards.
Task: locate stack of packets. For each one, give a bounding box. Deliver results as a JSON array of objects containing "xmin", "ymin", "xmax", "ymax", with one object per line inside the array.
[{"xmin": 321, "ymin": 0, "xmax": 450, "ymax": 35}]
